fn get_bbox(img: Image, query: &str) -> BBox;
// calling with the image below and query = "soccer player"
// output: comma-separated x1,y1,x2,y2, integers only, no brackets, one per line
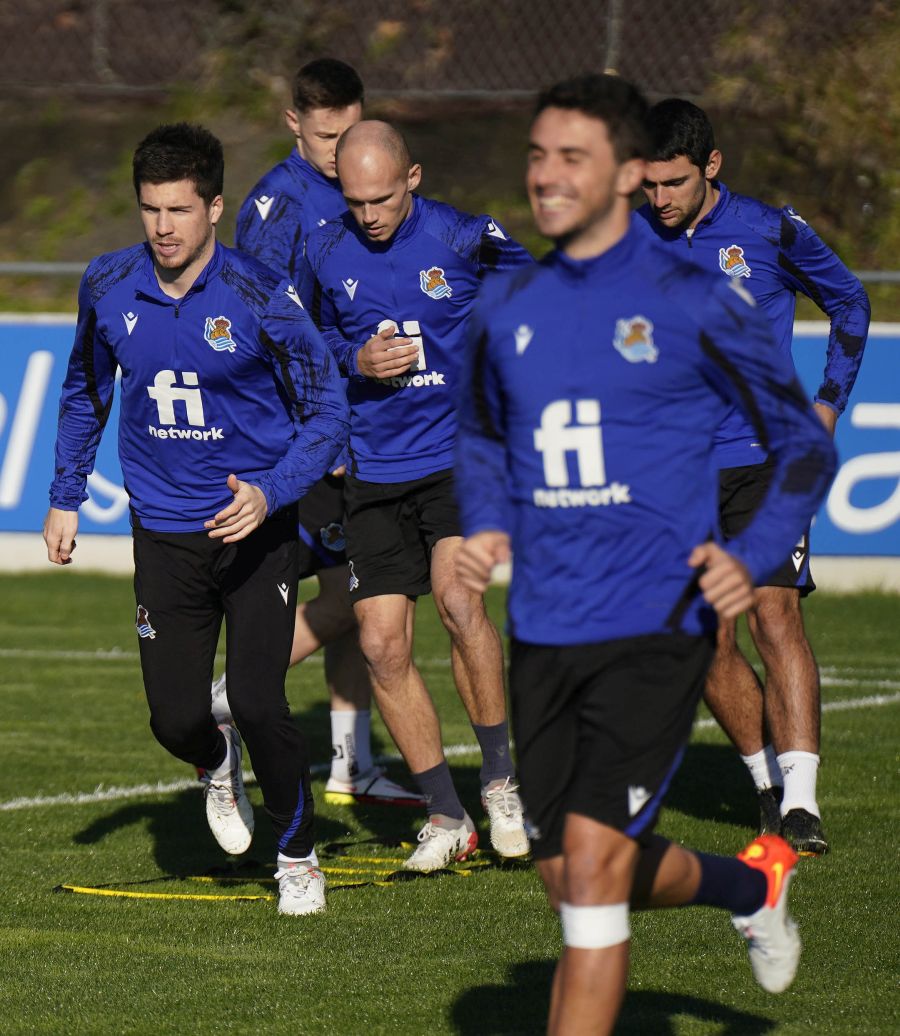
635,99,870,854
455,74,836,1034
43,123,349,916
229,57,421,807
299,120,533,870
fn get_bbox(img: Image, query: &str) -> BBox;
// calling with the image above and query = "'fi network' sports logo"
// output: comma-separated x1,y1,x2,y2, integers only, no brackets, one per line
532,399,631,509
146,370,225,442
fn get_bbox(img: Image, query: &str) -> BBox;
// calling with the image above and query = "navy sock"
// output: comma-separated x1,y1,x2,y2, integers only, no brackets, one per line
690,852,767,915
473,720,514,786
412,761,465,821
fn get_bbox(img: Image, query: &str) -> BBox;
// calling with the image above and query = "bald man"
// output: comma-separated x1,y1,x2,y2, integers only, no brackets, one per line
298,121,534,871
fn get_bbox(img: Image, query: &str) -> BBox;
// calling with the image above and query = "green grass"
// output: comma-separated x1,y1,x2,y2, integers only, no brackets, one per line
1,575,898,1034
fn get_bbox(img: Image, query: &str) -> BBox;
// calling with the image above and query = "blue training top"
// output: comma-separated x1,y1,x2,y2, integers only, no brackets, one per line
634,182,869,468
234,150,348,284
50,241,349,532
456,219,837,646
300,194,533,482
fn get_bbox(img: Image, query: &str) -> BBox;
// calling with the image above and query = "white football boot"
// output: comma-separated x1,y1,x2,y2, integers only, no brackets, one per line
201,724,254,855
402,813,478,872
482,777,530,858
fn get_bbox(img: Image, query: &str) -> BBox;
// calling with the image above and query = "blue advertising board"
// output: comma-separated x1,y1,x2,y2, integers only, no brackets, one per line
0,316,129,534
0,315,897,554
793,323,899,556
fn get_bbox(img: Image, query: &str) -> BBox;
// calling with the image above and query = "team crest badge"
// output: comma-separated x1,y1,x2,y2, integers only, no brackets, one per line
613,316,658,364
419,267,453,300
135,605,157,640
718,244,752,278
204,315,237,352
320,522,346,553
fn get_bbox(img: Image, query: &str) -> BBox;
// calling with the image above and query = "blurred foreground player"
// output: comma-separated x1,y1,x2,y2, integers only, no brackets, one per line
637,99,869,853
228,57,421,807
300,121,533,869
43,123,348,915
456,75,836,1034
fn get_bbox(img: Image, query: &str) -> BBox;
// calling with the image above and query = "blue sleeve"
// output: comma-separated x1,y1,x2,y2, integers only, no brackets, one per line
48,271,118,511
475,218,534,276
699,279,837,583
235,194,305,283
777,211,870,414
454,290,513,535
297,252,363,378
250,290,350,513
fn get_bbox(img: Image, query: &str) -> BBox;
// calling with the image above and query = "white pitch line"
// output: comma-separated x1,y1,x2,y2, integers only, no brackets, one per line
2,691,898,814
694,690,900,730
3,647,900,684
821,677,900,691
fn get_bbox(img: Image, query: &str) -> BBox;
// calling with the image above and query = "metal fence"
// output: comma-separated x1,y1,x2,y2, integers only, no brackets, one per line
0,0,886,99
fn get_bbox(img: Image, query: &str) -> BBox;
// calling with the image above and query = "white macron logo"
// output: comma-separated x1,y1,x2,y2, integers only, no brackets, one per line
486,220,506,240
514,324,533,356
123,311,139,336
254,196,274,220
628,785,652,817
343,278,359,301
791,533,807,572
285,284,304,309
277,582,289,605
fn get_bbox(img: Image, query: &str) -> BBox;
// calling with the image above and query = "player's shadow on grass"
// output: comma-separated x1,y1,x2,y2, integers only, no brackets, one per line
451,961,776,1034
665,741,758,829
72,787,351,881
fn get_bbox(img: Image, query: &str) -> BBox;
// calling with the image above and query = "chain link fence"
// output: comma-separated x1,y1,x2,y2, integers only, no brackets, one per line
0,0,886,99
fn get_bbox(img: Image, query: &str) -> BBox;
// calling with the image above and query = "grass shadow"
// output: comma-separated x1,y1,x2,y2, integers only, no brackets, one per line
451,960,776,1034
664,741,758,829
71,787,351,881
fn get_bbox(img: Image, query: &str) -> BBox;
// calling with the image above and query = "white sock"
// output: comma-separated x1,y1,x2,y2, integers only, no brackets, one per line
740,745,782,791
330,710,373,782
207,725,233,780
777,750,820,817
277,849,319,869
210,673,232,725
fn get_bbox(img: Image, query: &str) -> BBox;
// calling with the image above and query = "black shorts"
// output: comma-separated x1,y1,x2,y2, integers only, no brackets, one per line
296,473,347,579
509,633,715,860
343,469,461,602
719,460,815,595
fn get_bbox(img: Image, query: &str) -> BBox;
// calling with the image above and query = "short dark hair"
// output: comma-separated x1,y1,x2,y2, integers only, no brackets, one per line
646,99,715,170
292,58,364,113
132,123,224,204
534,74,651,161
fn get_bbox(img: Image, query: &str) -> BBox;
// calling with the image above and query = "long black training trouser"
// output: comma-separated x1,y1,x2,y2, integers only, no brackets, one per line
132,509,314,857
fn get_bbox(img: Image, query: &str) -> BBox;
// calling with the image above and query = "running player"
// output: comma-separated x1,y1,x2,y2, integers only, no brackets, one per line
230,58,421,807
44,123,349,915
300,121,533,870
455,74,836,1034
636,99,870,854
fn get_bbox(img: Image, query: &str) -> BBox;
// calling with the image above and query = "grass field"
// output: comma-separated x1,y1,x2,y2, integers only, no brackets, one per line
1,574,898,1035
